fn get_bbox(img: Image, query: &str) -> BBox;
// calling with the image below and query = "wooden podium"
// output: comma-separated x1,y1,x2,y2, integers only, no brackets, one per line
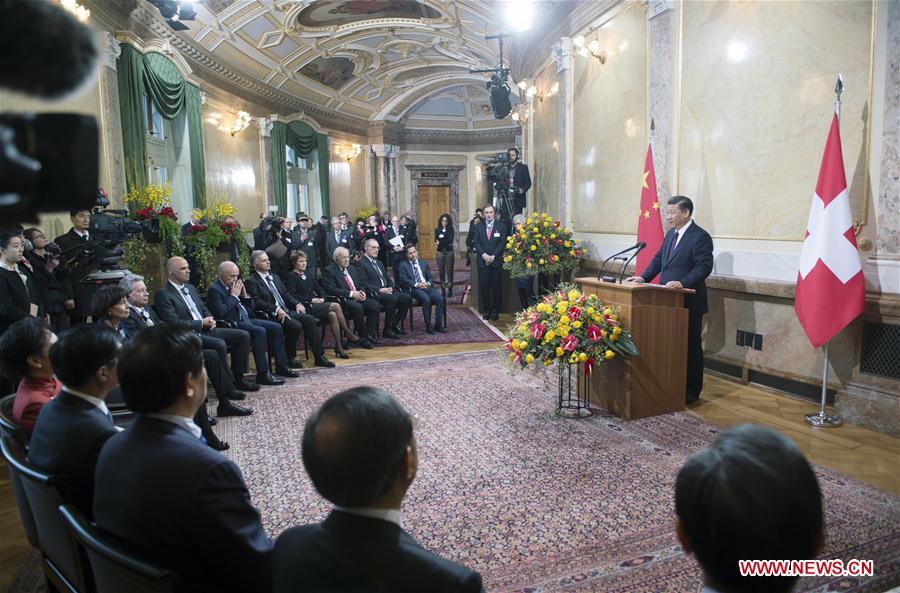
575,277,694,420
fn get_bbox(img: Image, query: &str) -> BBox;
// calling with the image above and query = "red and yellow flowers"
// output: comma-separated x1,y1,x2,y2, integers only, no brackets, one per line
503,212,584,278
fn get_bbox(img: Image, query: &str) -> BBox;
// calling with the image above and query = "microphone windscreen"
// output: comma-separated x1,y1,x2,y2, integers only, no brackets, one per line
0,0,99,100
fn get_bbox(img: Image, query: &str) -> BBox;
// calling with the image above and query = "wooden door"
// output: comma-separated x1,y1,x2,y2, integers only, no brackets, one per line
417,185,450,260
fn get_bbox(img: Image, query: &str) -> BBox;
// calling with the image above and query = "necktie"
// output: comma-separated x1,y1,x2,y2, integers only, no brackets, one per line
343,269,356,291
181,287,203,320
667,232,679,259
371,258,385,287
487,223,493,239
118,327,126,340
266,276,287,309
237,302,251,323
413,262,423,284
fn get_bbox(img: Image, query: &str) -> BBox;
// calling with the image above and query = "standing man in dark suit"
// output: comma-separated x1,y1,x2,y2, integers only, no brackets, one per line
473,205,506,321
291,213,319,274
506,147,532,215
119,273,245,449
384,214,408,279
244,252,334,368
154,257,257,406
397,245,446,334
321,247,379,349
357,239,411,339
28,325,119,517
94,325,273,593
627,196,714,404
324,217,353,263
54,209,113,325
400,214,418,247
273,386,483,593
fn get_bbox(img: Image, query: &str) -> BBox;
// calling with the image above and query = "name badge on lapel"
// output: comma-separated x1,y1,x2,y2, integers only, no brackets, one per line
341,238,347,244
493,232,500,238
439,234,445,239
308,242,314,246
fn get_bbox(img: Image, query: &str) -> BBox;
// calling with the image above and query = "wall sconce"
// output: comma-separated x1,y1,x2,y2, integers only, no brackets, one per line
511,105,529,125
337,143,362,162
231,111,252,136
573,35,607,64
56,0,90,21
525,85,543,103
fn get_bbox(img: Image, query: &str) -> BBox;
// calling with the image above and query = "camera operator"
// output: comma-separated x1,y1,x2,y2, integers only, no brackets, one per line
23,228,69,332
506,147,531,215
54,209,114,325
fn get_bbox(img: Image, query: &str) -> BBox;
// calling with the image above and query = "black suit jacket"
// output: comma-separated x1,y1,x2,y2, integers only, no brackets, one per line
28,390,117,517
321,263,367,300
324,229,353,261
640,221,714,313
383,226,410,265
272,510,483,593
207,280,258,323
356,256,397,293
509,162,532,209
285,270,324,305
291,226,319,272
245,272,300,315
54,229,113,316
0,267,42,334
154,282,211,332
473,219,506,269
120,305,161,341
397,258,436,292
94,416,272,593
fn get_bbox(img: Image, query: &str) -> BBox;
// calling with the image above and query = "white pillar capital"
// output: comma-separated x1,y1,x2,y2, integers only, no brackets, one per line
551,37,574,73
257,117,273,137
100,31,122,71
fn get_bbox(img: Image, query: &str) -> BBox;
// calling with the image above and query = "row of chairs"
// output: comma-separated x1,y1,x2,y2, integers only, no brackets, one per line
0,400,182,592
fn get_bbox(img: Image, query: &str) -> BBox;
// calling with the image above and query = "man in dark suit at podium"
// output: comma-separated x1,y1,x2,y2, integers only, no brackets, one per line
473,205,506,321
272,387,483,593
627,196,714,404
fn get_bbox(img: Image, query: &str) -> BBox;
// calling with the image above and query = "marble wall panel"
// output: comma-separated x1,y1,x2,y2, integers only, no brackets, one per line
532,66,560,217
328,148,368,218
704,288,856,385
202,118,265,229
572,2,647,234
680,0,873,239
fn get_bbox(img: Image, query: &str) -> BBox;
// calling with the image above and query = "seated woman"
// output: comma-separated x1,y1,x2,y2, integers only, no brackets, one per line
92,285,130,339
90,285,228,450
285,251,357,359
0,317,60,438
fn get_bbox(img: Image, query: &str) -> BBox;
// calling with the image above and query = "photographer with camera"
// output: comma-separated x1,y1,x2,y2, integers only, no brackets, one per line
23,228,69,332
54,209,115,326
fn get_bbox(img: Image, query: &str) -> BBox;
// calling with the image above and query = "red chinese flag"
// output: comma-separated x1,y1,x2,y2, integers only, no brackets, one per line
795,113,864,348
636,144,664,282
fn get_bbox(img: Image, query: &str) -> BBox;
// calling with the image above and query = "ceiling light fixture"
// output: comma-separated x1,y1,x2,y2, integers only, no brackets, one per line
56,0,90,22
231,111,252,137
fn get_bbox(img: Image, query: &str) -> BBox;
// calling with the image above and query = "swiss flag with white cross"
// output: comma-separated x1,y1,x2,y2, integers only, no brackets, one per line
795,112,864,349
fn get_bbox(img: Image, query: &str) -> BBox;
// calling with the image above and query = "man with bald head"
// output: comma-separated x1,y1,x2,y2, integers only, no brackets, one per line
322,246,380,349
154,257,257,403
207,261,302,385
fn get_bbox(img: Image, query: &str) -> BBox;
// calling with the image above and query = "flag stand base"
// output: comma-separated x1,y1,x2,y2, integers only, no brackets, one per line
804,410,843,428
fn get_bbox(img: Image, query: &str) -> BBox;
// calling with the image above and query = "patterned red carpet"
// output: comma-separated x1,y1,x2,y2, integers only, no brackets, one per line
319,305,502,348
212,351,900,593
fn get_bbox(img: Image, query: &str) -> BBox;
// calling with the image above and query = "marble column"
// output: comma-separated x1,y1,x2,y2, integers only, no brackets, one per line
371,144,390,215
257,117,273,210
386,144,400,215
551,37,574,226
647,4,677,202
98,32,127,204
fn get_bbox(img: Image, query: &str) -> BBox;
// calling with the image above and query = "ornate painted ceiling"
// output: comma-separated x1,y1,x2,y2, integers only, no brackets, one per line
172,0,524,130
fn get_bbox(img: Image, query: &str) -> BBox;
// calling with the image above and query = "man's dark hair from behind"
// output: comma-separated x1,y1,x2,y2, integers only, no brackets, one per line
117,324,204,414
675,424,823,593
668,195,694,216
49,325,120,389
302,386,413,508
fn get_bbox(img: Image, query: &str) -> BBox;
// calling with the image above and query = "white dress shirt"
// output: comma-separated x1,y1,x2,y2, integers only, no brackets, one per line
64,386,112,417
144,413,203,440
334,506,403,528
169,280,203,321
673,218,693,251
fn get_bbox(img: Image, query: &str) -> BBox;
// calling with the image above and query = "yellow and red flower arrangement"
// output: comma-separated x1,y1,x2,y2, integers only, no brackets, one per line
504,284,639,375
503,212,584,278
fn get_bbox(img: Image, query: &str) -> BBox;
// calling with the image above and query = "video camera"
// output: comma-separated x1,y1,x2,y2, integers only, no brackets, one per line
487,153,510,188
87,189,160,270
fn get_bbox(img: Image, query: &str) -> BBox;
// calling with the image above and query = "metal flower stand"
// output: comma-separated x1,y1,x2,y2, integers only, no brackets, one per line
557,362,592,418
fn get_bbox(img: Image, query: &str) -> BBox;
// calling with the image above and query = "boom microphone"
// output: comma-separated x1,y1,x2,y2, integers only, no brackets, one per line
0,0,99,100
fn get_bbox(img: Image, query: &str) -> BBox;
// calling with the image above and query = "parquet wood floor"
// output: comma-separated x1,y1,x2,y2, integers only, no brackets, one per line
1,307,897,590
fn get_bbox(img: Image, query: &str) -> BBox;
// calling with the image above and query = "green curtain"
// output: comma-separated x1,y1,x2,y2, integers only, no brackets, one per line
270,122,288,216
116,45,206,207
271,121,331,217
117,44,148,190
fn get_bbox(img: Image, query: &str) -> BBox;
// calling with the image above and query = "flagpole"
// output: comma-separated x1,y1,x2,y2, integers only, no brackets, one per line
804,74,844,429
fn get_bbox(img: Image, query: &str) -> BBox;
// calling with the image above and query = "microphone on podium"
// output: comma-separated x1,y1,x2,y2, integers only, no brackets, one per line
598,242,647,283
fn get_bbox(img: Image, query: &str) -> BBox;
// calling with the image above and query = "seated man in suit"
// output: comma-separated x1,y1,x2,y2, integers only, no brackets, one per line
273,387,483,593
28,325,119,517
208,261,301,384
155,257,258,407
397,244,446,334
119,273,250,442
244,252,334,368
675,424,823,593
94,325,273,593
321,247,379,349
357,238,412,339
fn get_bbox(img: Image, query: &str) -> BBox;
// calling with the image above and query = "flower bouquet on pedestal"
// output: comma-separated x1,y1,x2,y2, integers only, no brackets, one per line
502,212,584,278
183,198,249,289
122,183,185,291
503,284,639,416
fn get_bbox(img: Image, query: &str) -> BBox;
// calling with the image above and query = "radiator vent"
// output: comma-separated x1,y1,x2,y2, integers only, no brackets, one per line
860,322,900,380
